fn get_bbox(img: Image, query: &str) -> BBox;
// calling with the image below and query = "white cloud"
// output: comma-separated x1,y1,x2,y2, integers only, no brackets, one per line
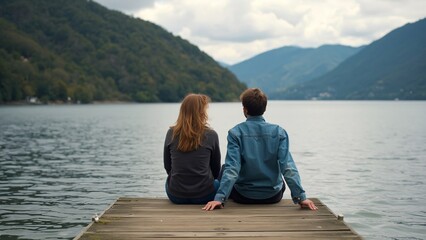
95,0,426,64
95,0,155,12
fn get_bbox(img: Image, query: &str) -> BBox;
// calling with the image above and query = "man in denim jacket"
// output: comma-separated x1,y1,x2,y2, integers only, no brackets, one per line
203,88,317,211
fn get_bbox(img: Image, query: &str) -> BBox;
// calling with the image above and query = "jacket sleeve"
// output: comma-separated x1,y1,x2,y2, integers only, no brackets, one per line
278,129,306,204
214,130,241,203
163,128,172,175
210,130,221,179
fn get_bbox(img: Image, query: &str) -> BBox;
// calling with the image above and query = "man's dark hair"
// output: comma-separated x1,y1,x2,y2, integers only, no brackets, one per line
240,88,267,116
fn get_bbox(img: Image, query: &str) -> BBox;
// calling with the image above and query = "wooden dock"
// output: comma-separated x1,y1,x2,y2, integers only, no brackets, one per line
74,197,361,239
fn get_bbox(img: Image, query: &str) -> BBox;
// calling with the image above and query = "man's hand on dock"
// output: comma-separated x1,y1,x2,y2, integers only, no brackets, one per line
299,199,318,210
202,201,224,211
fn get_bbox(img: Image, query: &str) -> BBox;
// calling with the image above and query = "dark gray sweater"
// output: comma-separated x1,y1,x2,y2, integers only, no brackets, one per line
164,128,221,198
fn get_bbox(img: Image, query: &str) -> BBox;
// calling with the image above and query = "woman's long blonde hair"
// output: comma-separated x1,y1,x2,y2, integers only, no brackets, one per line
172,93,210,152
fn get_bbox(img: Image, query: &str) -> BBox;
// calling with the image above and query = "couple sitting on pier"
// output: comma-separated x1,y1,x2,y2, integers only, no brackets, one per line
163,88,317,211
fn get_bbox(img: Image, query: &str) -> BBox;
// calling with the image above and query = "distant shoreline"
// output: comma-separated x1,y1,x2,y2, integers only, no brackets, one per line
0,100,138,106
1,99,423,106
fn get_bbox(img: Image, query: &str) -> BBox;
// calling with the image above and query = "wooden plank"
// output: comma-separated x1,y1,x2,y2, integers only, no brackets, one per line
104,209,334,217
114,198,325,206
74,197,362,240
90,220,340,230
78,231,361,240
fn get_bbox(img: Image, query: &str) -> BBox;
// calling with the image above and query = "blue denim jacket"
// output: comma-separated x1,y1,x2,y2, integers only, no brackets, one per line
215,115,307,204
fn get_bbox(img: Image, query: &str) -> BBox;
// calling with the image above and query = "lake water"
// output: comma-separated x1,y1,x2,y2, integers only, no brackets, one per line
0,101,425,240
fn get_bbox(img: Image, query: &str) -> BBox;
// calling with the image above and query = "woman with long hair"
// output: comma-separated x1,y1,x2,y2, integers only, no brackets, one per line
164,93,221,204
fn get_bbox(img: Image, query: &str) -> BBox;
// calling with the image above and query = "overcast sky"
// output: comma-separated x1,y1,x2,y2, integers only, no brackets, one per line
94,0,425,65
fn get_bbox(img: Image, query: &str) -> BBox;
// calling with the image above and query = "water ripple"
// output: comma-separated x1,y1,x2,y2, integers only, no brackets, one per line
1,102,426,240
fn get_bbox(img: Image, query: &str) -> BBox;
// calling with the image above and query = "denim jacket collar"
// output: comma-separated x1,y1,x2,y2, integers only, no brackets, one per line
246,115,265,122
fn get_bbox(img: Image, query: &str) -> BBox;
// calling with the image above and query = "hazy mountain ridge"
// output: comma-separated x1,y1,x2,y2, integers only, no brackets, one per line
0,0,246,103
271,18,426,100
229,45,362,95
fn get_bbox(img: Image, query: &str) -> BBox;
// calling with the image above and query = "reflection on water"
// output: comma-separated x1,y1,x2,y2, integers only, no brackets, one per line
1,102,426,239
0,104,173,239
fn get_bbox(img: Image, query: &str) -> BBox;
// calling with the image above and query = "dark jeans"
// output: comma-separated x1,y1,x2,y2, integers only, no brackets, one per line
165,179,220,204
229,185,284,204
219,164,284,204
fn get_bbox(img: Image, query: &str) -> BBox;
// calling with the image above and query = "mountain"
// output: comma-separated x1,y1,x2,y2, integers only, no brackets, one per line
217,61,231,68
274,18,426,100
0,0,246,103
229,45,361,95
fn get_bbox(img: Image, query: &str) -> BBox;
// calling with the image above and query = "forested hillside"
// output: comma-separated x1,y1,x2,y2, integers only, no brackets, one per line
0,0,246,103
273,18,426,100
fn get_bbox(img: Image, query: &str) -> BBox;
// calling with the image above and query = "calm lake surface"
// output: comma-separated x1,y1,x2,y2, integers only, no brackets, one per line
0,101,425,240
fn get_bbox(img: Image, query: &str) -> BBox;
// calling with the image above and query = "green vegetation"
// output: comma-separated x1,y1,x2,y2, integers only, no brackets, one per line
272,18,426,100
0,0,246,103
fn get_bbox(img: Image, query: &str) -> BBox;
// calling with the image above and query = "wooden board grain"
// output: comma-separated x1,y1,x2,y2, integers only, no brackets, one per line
74,197,361,240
